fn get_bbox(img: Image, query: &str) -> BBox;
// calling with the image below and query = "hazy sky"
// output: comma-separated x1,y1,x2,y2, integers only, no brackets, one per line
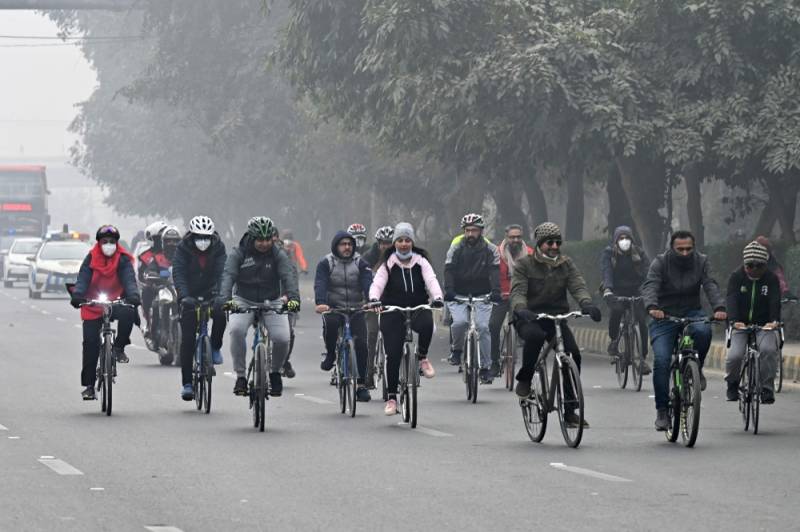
0,10,96,158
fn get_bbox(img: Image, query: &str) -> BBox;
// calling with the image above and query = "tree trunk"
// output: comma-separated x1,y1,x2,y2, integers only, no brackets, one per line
492,173,527,234
684,168,705,249
606,163,637,238
763,173,800,244
521,173,548,228
616,154,667,258
565,166,584,240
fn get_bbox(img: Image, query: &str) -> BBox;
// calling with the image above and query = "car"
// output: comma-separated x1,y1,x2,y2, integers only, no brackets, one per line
27,239,91,299
3,237,42,288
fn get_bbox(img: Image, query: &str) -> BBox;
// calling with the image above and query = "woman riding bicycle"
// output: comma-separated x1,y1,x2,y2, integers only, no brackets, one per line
368,223,444,416
70,225,140,400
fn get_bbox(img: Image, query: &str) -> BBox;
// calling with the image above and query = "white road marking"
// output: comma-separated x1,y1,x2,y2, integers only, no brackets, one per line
39,455,54,459
38,458,84,475
0,423,7,431
295,393,332,405
223,372,235,379
90,487,105,491
549,463,632,483
145,526,184,532
8,436,20,439
408,424,453,437
41,310,50,315
30,305,39,310
648,395,655,398
56,317,66,322
592,385,602,389
74,324,81,329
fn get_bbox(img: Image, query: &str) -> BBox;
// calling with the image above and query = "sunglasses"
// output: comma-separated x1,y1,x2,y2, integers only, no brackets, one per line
544,239,562,247
744,262,766,270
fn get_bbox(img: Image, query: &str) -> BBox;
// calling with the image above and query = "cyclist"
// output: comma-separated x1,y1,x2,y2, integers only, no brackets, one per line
281,229,308,275
511,222,601,428
172,215,228,401
271,227,300,378
444,213,501,384
755,236,796,299
221,217,300,398
600,225,651,374
139,225,180,336
368,223,444,415
70,225,140,400
724,241,781,404
315,230,373,401
363,225,394,387
641,229,727,431
489,224,532,376
347,223,369,255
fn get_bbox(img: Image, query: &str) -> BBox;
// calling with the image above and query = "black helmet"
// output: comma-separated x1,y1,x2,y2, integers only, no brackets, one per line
96,224,120,242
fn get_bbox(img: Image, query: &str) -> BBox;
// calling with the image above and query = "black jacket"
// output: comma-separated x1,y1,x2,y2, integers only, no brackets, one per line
171,233,226,300
220,234,299,303
74,253,139,301
600,245,649,296
726,267,781,325
444,236,500,297
641,250,725,316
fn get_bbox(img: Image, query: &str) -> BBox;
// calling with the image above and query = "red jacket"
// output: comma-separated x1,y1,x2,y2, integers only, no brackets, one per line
498,239,533,299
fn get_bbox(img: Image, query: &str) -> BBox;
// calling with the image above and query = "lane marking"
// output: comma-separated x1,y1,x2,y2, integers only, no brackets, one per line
145,527,184,532
41,310,50,315
592,385,602,389
223,372,236,380
0,423,7,431
90,487,105,491
74,324,81,329
8,436,20,439
294,393,332,405
398,423,453,437
56,317,66,322
549,463,632,483
38,458,84,476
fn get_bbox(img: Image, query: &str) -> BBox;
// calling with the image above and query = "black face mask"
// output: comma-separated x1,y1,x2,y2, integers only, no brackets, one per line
672,250,695,269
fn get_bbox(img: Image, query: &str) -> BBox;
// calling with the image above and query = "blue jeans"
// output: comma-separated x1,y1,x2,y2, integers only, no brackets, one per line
649,309,712,410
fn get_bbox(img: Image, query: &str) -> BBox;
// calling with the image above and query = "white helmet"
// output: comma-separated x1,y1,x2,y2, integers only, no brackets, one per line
145,220,168,241
188,215,215,236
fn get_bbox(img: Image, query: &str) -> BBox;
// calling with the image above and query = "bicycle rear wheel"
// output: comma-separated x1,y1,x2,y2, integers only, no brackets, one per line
750,355,760,435
378,335,388,402
254,343,266,432
630,328,644,392
347,340,357,418
203,336,213,414
400,348,410,423
556,355,584,448
775,349,783,393
104,339,113,416
409,344,418,428
739,358,751,431
521,369,548,442
680,358,702,447
615,327,628,389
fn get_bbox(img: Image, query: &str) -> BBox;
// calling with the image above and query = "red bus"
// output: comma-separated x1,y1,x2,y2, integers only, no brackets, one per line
0,165,50,251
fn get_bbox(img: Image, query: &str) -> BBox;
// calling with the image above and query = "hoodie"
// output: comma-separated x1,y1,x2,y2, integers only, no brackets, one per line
314,231,373,308
599,226,649,296
369,251,443,307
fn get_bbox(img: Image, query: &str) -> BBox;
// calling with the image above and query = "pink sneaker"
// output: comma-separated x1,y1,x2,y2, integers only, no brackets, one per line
419,358,435,379
384,399,397,416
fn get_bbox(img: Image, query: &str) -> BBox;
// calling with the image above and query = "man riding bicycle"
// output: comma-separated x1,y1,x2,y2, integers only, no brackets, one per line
600,225,651,374
724,241,782,404
511,222,601,428
222,217,300,398
444,213,501,384
315,230,373,402
641,229,726,431
347,223,370,256
70,225,140,400
172,215,228,401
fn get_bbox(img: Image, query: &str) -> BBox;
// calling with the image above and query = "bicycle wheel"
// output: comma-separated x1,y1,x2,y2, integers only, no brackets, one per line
775,349,783,393
408,344,418,428
399,348,410,423
665,365,680,443
467,335,479,404
615,327,629,389
193,340,204,411
750,354,760,435
378,335,388,402
203,336,213,414
347,340,357,418
739,358,750,431
503,325,515,391
104,339,113,416
630,328,644,392
680,358,702,447
254,343,266,432
336,345,346,414
171,320,182,366
521,369,548,442
463,336,472,400
555,355,584,448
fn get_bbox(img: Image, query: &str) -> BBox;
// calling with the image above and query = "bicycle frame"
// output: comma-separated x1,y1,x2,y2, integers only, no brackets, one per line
453,295,490,370
533,311,584,411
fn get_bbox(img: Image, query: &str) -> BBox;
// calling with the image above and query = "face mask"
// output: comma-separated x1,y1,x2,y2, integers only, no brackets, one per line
101,243,117,257
355,236,366,248
195,238,211,252
673,251,694,268
618,238,632,252
396,249,413,261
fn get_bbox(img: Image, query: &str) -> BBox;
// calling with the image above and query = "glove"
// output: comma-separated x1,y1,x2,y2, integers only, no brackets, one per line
602,290,617,310
213,296,229,309
581,302,602,322
125,295,141,307
180,296,198,308
286,299,301,312
431,298,444,309
70,295,86,309
514,309,537,323
444,291,456,302
490,291,502,304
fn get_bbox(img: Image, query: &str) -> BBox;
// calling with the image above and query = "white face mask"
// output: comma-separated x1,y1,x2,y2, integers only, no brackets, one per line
194,238,211,251
618,238,632,252
101,243,117,257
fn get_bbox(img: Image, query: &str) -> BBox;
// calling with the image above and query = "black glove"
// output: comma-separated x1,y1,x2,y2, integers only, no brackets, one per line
444,291,456,302
431,298,445,309
490,291,503,304
581,302,602,322
514,309,537,323
125,295,141,307
213,296,229,310
180,296,198,308
602,289,616,307
70,295,86,309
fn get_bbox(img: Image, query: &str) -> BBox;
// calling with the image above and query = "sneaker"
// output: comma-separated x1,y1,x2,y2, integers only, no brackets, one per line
282,361,296,379
233,376,248,396
761,388,775,404
607,339,619,357
113,346,129,363
419,359,435,379
479,368,493,385
641,361,652,375
384,398,398,416
655,409,669,431
448,350,462,366
699,370,707,392
515,379,532,398
269,372,283,397
320,352,336,371
726,382,739,402
356,387,371,402
564,412,589,428
211,349,223,365
81,385,95,400
181,384,194,401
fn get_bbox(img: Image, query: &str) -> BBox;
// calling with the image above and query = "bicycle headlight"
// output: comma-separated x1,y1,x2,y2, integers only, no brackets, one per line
97,293,109,303
158,287,175,303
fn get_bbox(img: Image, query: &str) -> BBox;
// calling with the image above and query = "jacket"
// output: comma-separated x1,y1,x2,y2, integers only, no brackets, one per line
498,239,533,299
369,251,443,307
220,234,300,303
137,249,172,283
314,231,373,308
74,244,139,321
171,233,227,300
444,236,500,297
510,249,592,314
362,242,383,269
726,267,781,325
641,250,725,316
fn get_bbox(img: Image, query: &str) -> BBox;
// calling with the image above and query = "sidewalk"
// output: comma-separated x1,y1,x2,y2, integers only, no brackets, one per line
573,326,800,382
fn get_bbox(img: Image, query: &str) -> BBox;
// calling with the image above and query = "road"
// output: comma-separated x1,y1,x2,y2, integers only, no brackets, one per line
1,286,799,532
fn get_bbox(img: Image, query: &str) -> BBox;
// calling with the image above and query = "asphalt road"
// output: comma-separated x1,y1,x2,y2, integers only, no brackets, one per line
1,286,799,532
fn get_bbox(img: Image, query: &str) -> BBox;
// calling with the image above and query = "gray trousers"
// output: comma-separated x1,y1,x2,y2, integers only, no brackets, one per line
448,300,492,369
228,297,291,377
725,329,779,391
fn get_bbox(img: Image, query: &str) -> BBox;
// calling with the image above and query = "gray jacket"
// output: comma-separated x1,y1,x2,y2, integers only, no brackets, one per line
641,250,725,316
220,234,300,303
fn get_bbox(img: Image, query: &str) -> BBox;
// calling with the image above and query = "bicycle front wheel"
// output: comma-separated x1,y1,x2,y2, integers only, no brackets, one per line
503,325,515,392
665,366,680,443
104,339,113,416
615,327,628,389
408,344,418,428
630,328,644,392
203,336,213,414
775,349,783,393
739,357,751,431
521,369,548,442
555,356,584,448
347,340,357,418
254,343,266,432
680,358,702,447
399,346,410,423
750,355,760,435
466,335,479,404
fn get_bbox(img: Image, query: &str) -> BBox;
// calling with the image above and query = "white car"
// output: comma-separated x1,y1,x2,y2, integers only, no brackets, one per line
3,237,42,288
27,239,91,299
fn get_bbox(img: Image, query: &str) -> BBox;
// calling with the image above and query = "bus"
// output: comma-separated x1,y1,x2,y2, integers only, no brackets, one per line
0,165,50,251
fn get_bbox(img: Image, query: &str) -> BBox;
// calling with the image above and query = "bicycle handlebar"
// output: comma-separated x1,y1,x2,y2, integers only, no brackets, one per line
381,304,438,313
453,295,491,305
658,315,721,325
322,306,368,317
532,310,586,321
228,300,286,315
80,298,135,308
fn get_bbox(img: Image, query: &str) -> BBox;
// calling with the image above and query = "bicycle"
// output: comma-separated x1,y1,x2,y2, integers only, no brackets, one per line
322,307,366,417
229,299,286,432
776,298,797,393
453,295,491,404
497,310,519,392
187,297,214,414
727,323,775,434
380,303,438,428
612,296,646,391
660,316,718,447
519,311,587,448
365,313,388,400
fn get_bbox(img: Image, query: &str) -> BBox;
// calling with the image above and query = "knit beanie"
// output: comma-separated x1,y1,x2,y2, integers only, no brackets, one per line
743,241,769,264
393,222,415,243
534,222,562,247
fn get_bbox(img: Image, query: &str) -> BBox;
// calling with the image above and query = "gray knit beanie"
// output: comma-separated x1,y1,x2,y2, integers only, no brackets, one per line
393,222,415,243
743,241,769,264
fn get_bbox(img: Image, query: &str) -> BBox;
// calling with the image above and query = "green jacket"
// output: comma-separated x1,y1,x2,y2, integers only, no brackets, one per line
510,250,592,314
